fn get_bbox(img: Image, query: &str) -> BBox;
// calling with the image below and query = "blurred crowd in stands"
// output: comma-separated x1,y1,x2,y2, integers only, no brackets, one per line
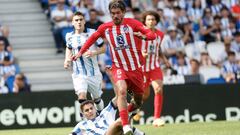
39,0,240,90
0,20,31,94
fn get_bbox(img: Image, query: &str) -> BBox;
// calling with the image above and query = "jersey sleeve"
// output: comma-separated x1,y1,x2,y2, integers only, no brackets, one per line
71,122,84,135
100,101,117,121
65,33,72,49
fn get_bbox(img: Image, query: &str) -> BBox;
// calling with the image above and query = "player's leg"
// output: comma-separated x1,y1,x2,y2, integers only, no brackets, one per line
116,80,133,135
151,79,164,127
72,75,88,116
88,75,104,111
105,119,123,135
142,73,151,102
106,119,145,135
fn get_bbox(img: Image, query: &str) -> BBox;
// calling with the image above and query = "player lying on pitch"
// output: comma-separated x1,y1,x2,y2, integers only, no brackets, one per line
69,97,145,135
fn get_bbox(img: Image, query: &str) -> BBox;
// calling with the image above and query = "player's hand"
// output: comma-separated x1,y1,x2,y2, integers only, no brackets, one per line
71,53,82,61
64,60,71,69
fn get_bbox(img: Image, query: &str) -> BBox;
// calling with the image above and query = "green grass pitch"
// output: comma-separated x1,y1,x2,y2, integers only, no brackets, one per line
0,121,239,135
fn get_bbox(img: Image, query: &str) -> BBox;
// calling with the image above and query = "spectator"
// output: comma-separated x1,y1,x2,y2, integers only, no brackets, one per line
189,59,201,75
3,56,16,92
69,0,93,21
51,0,73,53
231,0,240,31
93,0,110,16
220,7,233,41
221,51,239,83
230,32,240,59
0,40,14,66
0,21,9,38
0,36,12,52
187,0,203,33
132,7,142,21
209,0,226,16
200,50,213,66
181,21,196,44
200,15,222,43
161,26,185,59
13,73,31,93
85,9,103,30
172,51,191,75
131,0,154,11
156,8,168,32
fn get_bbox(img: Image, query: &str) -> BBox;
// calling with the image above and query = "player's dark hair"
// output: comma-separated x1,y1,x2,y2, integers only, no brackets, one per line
80,100,95,111
109,0,126,12
142,11,160,25
74,11,84,17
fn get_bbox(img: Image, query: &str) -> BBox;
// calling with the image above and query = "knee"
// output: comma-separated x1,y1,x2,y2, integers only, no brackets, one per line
118,88,127,97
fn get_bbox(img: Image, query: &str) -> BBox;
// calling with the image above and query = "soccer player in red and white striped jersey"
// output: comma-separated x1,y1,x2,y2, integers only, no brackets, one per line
72,1,156,134
141,11,171,127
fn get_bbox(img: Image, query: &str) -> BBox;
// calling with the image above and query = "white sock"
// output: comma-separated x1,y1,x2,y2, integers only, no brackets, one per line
123,125,132,134
133,127,145,135
95,99,104,111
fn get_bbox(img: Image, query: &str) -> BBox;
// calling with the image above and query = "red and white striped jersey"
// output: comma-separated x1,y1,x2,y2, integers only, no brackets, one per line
78,18,156,71
98,18,156,71
142,30,164,72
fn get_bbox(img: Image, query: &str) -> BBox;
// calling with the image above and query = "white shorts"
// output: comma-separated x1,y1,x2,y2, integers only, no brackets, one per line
72,74,103,99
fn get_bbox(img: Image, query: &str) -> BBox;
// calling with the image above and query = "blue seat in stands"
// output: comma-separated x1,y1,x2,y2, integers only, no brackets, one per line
207,77,226,84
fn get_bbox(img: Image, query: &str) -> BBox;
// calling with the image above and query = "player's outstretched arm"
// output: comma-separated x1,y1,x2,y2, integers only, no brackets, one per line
83,44,106,58
72,32,101,61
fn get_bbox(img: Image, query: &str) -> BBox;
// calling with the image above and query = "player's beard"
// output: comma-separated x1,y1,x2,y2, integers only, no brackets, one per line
113,17,122,25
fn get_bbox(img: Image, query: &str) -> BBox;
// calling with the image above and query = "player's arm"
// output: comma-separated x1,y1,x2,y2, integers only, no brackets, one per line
69,122,84,135
159,35,171,68
83,43,106,58
64,47,72,69
72,27,103,61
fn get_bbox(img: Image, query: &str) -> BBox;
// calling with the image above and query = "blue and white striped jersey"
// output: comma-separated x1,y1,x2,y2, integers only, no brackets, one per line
71,101,117,135
66,28,104,77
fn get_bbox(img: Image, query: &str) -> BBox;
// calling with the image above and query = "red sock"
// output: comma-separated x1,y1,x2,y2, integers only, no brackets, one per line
119,109,129,126
127,103,134,112
154,93,163,119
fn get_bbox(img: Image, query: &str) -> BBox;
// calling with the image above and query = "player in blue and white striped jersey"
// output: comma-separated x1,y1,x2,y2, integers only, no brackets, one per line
64,11,106,111
69,98,145,135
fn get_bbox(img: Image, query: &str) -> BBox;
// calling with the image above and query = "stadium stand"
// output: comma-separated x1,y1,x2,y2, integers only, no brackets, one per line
0,0,73,92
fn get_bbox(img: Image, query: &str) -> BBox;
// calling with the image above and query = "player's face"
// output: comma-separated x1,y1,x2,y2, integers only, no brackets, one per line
72,15,85,31
110,8,125,25
82,103,97,120
145,15,157,29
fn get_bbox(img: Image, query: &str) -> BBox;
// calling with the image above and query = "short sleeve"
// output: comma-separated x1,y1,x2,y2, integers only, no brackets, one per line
65,33,72,49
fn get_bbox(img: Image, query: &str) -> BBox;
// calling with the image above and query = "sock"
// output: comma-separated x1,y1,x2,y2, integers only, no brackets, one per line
95,99,104,111
123,125,132,134
154,93,163,119
119,109,129,126
78,99,86,117
127,103,135,112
